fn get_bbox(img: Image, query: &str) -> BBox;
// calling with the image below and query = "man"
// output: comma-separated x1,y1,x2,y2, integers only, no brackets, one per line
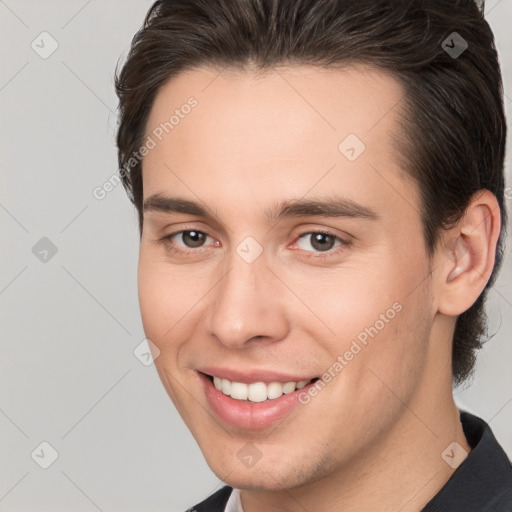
114,0,512,510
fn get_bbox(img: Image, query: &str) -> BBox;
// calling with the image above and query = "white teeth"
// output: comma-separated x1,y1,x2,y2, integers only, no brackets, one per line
212,376,312,402
221,378,232,395
230,382,248,400
282,382,296,394
267,382,283,399
248,382,267,402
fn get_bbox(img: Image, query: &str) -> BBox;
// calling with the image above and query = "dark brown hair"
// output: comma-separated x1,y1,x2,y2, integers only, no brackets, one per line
115,0,507,385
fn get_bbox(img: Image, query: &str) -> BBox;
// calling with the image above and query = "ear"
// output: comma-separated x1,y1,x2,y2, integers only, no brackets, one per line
436,190,501,316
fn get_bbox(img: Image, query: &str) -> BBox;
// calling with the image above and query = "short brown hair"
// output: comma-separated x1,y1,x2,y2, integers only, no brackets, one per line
115,0,507,385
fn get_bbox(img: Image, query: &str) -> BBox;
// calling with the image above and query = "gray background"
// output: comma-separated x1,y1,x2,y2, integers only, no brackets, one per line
1,1,511,511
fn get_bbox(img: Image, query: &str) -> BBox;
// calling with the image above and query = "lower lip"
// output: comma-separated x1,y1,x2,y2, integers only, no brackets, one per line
199,372,314,430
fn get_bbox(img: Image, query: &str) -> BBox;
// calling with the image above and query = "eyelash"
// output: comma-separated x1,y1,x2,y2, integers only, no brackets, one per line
157,229,351,259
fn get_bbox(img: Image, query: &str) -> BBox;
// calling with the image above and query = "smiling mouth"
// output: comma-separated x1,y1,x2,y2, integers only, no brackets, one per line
203,373,320,403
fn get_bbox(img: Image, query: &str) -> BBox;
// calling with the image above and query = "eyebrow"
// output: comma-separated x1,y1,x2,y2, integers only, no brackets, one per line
143,193,379,223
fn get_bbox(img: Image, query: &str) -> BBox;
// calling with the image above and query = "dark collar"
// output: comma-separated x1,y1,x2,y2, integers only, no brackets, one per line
190,412,512,512
192,484,232,512
422,411,512,511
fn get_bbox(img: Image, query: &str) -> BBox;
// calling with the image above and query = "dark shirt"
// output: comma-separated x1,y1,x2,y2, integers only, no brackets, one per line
190,412,512,511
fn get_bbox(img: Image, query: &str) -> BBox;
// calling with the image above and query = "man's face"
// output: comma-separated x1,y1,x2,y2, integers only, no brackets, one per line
138,65,438,489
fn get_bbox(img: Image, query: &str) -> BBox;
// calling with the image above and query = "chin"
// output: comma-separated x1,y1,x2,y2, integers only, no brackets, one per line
220,470,302,492
201,445,325,492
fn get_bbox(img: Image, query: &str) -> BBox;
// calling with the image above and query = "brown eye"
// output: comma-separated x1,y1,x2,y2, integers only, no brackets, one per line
297,232,341,253
158,228,217,256
311,233,336,251
179,230,207,248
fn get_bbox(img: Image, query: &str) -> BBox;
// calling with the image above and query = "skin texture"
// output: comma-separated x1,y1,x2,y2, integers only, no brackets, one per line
137,65,500,511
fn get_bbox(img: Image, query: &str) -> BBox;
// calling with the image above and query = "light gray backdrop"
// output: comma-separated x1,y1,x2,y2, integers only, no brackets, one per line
1,1,511,511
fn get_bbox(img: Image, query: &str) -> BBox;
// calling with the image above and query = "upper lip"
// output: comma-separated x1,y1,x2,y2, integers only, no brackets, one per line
197,366,317,384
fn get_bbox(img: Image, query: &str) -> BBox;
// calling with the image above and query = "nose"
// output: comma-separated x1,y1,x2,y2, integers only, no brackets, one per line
204,251,290,350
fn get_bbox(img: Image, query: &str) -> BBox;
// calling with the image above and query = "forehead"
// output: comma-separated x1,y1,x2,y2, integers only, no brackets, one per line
142,64,416,223
144,64,404,151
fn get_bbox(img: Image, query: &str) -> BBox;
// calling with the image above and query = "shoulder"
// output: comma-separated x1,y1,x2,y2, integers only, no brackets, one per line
186,486,233,512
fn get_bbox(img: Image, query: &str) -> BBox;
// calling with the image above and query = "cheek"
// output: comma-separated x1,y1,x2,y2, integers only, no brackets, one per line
137,252,188,349
285,265,397,346
137,255,206,415
137,250,220,359
331,269,433,407
292,252,431,366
